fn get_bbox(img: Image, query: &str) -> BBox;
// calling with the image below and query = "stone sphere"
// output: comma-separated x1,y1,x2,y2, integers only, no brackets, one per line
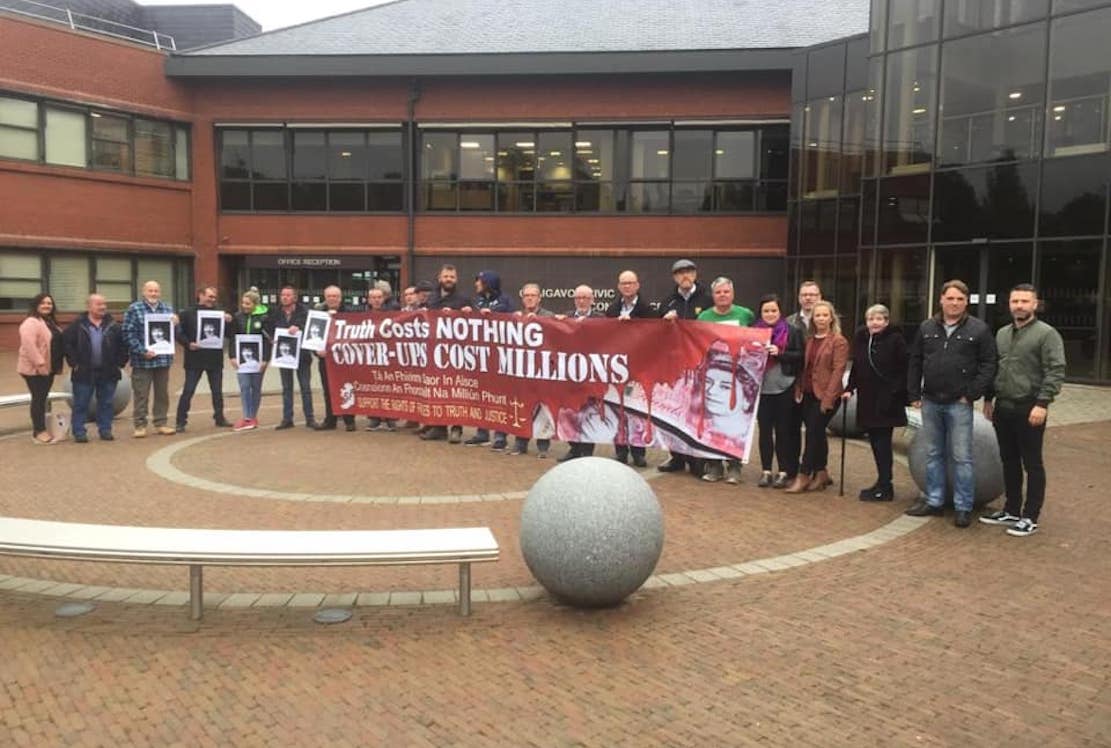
907,409,1004,509
62,377,131,423
520,457,664,608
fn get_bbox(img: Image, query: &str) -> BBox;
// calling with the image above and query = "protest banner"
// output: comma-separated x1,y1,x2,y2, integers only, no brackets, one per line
323,311,770,460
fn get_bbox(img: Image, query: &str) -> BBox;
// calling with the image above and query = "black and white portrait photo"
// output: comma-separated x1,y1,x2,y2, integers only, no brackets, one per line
235,334,263,373
301,310,331,352
145,313,174,355
271,328,301,370
196,310,225,350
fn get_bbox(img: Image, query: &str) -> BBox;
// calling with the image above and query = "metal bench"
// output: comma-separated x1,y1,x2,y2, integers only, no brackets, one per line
0,392,70,409
0,518,499,619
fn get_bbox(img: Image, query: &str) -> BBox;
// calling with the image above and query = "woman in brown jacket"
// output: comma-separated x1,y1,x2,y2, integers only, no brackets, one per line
786,300,848,493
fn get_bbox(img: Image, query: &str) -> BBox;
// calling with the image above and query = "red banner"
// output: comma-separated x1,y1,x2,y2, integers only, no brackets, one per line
323,311,770,460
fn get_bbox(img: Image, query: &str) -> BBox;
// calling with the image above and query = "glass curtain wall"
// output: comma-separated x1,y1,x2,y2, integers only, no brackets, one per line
809,0,1111,381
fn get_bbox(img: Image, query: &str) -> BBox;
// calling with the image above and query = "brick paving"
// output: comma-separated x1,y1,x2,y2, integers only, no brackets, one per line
0,351,1108,744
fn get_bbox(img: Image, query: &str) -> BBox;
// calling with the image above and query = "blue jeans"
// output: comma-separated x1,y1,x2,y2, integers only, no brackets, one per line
279,360,315,423
71,376,117,437
237,372,263,421
921,398,974,511
513,436,550,454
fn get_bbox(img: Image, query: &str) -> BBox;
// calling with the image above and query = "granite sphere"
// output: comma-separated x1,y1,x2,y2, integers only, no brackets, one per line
62,377,131,422
907,409,1003,509
520,457,664,608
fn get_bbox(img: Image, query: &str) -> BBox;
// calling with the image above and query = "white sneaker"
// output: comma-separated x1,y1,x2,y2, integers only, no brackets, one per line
1006,518,1039,537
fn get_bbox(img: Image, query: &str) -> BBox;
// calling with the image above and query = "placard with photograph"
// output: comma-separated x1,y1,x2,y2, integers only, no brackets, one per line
196,310,225,349
145,313,174,355
235,334,263,373
301,310,331,352
271,328,301,369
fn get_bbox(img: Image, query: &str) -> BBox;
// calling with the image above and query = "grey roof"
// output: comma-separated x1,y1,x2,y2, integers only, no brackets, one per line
182,0,869,56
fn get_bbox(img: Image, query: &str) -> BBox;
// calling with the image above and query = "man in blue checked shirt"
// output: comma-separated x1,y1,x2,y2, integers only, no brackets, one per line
122,280,178,438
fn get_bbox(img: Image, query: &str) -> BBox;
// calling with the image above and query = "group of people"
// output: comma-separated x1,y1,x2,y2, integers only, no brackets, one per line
16,262,1065,537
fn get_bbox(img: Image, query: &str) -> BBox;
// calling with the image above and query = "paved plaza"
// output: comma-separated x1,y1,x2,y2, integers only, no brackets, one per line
0,354,1108,745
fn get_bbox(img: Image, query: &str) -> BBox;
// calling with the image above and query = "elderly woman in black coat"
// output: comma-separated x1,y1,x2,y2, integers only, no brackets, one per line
843,304,908,501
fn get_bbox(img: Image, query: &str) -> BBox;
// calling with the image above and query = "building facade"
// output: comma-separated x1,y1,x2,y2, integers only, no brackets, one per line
1,0,1108,382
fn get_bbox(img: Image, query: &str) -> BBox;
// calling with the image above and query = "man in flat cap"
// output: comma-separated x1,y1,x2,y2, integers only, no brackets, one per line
657,258,714,476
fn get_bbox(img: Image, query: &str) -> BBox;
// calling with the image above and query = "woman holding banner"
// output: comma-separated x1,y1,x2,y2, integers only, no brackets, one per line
786,300,848,493
752,294,805,489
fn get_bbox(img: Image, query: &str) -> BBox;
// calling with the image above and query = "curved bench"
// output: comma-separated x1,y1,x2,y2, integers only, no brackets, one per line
0,518,499,619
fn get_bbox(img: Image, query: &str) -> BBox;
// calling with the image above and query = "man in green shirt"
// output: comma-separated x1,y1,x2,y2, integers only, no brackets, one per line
696,277,754,482
696,277,755,327
979,283,1066,537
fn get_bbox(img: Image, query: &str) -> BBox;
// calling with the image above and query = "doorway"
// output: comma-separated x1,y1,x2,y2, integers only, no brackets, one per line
931,242,1032,329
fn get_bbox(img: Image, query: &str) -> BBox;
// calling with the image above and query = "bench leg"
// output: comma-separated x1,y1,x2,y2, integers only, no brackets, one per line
458,562,471,616
189,565,203,621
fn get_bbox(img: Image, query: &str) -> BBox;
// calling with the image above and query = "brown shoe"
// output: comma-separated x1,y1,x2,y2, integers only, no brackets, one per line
156,425,176,436
808,469,832,492
783,474,810,494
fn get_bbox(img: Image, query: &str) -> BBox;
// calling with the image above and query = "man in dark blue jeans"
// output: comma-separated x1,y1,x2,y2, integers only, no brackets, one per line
270,284,317,430
62,293,129,442
174,285,231,432
906,279,998,528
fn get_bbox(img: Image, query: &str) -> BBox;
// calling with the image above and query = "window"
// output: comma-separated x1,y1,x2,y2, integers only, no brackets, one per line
96,256,133,310
292,130,327,211
883,45,938,175
0,253,42,311
44,107,86,167
0,96,39,161
0,91,187,179
134,118,174,178
871,0,888,53
419,125,787,214
888,0,942,49
932,162,1038,241
90,112,131,173
938,24,1046,166
629,130,670,212
1038,154,1110,236
48,256,90,312
671,130,713,212
574,129,619,211
1054,0,1111,11
842,90,868,193
803,96,843,198
807,44,847,99
877,173,931,244
1045,6,1111,157
944,0,1047,35
535,131,572,212
1037,239,1101,378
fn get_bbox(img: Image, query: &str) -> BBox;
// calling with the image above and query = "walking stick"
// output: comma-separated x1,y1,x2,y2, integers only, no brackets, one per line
839,403,847,497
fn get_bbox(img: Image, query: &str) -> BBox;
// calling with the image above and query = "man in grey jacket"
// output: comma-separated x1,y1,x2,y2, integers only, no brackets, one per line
979,284,1066,537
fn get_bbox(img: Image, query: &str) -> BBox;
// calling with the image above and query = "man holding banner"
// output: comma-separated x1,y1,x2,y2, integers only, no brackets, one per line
605,270,656,467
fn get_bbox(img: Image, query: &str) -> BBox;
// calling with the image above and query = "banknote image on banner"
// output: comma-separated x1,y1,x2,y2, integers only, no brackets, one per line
323,311,769,460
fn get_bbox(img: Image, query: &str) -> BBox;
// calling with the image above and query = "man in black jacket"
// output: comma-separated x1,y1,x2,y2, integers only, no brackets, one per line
424,265,467,442
605,270,654,467
63,293,129,442
557,285,604,462
657,258,713,476
905,279,998,527
174,285,232,432
271,284,317,430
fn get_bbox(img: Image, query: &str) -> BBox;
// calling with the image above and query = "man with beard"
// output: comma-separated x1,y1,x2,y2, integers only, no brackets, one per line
979,284,1065,538
461,270,514,450
174,285,232,432
422,265,467,441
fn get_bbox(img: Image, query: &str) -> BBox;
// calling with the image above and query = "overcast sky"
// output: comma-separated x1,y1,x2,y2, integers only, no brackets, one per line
140,0,398,31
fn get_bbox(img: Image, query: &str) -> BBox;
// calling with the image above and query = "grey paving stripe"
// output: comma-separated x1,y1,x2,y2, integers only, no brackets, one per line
0,514,930,611
145,430,665,504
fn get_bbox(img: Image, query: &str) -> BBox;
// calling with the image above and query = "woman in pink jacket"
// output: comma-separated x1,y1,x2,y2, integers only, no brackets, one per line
17,293,63,444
